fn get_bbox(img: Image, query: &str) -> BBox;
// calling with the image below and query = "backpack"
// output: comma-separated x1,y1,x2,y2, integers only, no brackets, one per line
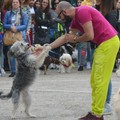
50,23,65,40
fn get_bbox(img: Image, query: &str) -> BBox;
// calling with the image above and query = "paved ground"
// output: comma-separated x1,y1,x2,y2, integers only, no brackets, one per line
0,67,120,120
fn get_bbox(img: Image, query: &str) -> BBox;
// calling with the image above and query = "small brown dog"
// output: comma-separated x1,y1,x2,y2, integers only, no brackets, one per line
40,56,60,74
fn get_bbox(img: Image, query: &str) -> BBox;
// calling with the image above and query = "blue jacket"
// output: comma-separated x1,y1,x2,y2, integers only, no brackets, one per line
3,10,28,31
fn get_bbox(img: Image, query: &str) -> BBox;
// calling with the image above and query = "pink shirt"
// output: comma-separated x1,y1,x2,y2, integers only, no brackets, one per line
70,6,117,46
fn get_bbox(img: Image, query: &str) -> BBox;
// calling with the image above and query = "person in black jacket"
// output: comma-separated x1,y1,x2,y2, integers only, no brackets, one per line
34,0,52,45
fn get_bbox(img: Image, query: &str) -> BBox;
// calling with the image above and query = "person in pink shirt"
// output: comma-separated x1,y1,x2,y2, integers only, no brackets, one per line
44,1,120,120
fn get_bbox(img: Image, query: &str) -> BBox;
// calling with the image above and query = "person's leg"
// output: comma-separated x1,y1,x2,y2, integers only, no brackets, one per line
80,43,87,67
9,55,16,77
0,44,6,76
78,42,87,71
77,46,81,69
86,42,92,69
0,44,2,67
106,80,112,104
0,43,2,75
10,56,16,73
103,80,112,115
91,36,120,116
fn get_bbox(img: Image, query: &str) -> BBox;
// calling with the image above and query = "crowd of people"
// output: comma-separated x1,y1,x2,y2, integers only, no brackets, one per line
0,0,93,78
0,0,120,120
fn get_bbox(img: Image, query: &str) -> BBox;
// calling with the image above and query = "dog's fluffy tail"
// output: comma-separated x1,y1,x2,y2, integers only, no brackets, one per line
0,90,12,99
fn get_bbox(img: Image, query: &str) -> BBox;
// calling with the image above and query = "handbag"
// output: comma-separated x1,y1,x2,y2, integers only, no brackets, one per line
4,31,23,46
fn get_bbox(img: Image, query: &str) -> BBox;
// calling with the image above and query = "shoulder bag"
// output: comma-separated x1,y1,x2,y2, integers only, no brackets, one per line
4,31,23,46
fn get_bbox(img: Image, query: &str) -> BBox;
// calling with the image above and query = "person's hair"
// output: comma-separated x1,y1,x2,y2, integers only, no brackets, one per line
34,0,41,9
22,0,29,5
40,0,50,13
0,0,4,10
10,0,22,19
57,1,72,11
51,0,59,10
100,0,117,16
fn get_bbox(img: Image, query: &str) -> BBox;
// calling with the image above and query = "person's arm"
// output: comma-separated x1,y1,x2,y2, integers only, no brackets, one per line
50,34,67,49
50,21,94,50
68,21,94,43
3,11,12,30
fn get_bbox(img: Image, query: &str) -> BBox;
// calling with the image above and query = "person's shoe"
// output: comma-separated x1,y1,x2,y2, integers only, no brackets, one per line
78,66,83,71
103,103,112,115
86,62,91,69
1,68,6,77
78,112,104,120
9,72,16,77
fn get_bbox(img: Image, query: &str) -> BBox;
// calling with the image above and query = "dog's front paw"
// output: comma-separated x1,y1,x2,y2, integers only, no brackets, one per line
43,44,51,51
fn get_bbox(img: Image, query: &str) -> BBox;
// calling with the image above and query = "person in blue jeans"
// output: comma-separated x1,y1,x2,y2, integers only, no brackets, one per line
77,41,87,71
3,0,28,77
103,80,112,115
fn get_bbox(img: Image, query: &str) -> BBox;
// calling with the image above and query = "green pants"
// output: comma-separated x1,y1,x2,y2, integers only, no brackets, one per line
90,35,120,116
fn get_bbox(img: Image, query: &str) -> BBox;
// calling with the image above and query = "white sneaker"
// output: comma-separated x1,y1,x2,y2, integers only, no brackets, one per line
86,62,91,69
103,103,112,115
1,68,6,77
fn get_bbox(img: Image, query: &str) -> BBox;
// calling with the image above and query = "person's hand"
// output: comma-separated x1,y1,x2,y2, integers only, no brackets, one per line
43,44,52,51
11,26,17,32
65,34,77,43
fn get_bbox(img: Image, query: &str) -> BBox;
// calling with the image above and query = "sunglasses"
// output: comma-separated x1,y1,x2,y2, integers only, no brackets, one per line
57,10,63,18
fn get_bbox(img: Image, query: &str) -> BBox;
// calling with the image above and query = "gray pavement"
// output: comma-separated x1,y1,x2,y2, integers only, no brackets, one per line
0,67,120,120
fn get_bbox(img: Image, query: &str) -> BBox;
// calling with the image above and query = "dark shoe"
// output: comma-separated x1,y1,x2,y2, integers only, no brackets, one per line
78,112,104,120
9,73,16,77
78,66,83,71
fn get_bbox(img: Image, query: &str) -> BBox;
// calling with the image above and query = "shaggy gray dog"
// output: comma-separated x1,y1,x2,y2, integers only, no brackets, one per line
0,41,49,118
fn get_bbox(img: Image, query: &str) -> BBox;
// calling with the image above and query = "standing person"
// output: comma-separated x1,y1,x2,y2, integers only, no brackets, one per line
95,0,118,115
3,0,28,77
44,1,120,120
34,0,41,12
0,0,6,77
21,0,32,43
76,0,88,71
28,0,35,44
34,0,52,45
